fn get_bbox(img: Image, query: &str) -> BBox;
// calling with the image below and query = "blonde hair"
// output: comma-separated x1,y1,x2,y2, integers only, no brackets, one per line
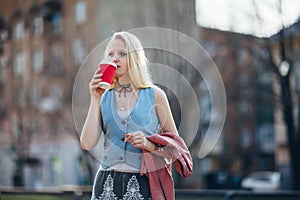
103,31,153,89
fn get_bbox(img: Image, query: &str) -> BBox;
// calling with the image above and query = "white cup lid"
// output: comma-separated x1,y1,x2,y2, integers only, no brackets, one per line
98,82,111,89
99,61,117,68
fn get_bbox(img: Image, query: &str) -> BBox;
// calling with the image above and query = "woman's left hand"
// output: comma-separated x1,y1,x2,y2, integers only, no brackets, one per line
125,131,155,151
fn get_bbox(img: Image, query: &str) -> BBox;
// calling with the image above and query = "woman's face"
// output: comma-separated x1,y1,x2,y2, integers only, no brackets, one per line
106,38,128,77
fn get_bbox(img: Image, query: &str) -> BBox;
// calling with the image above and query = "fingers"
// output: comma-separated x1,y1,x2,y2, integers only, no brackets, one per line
125,131,147,149
89,69,104,96
90,73,103,85
125,131,141,143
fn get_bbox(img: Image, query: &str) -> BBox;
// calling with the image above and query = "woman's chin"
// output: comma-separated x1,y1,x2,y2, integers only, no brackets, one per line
115,71,126,77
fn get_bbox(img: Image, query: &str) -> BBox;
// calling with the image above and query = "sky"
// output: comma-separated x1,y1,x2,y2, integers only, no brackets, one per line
196,0,300,37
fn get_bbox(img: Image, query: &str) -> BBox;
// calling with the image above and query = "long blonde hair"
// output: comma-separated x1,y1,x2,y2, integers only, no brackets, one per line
103,31,153,89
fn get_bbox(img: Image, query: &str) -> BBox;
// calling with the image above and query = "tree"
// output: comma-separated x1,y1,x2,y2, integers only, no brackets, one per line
252,0,300,189
265,26,300,190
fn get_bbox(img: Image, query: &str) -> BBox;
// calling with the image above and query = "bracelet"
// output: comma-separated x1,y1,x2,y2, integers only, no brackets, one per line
155,145,164,152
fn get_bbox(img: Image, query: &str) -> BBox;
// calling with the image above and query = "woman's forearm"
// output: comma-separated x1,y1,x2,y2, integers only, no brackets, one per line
80,98,102,150
145,139,172,159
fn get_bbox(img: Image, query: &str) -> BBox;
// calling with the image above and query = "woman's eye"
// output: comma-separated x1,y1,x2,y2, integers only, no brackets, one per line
119,52,127,57
108,52,114,57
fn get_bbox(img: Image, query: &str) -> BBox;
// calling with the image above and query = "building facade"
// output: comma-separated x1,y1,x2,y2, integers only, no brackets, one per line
0,0,100,187
0,0,201,188
1,0,298,190
198,19,300,189
198,28,276,189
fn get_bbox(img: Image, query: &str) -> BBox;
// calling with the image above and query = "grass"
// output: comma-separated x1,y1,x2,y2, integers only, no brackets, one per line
1,194,74,200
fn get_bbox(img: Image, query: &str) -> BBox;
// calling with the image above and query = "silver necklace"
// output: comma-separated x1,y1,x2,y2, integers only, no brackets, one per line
115,82,134,111
115,82,133,98
118,94,134,111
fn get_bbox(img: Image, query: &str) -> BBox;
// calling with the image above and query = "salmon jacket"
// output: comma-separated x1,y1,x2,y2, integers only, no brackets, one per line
140,132,193,200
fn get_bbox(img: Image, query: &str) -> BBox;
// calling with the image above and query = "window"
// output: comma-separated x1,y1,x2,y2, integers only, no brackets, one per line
50,83,63,100
72,39,86,65
240,128,251,148
203,41,216,57
297,102,300,129
37,83,63,112
13,52,24,76
294,57,300,94
31,82,41,105
239,100,249,114
75,1,87,24
200,94,211,123
257,123,274,152
42,0,63,35
50,45,63,74
51,13,63,34
256,72,273,92
33,17,44,35
0,57,7,69
238,73,248,89
0,32,6,53
199,82,211,123
0,70,3,83
296,102,300,129
258,73,272,85
15,86,25,106
257,103,273,123
49,156,63,185
0,30,8,41
14,21,24,40
238,48,249,65
32,48,43,73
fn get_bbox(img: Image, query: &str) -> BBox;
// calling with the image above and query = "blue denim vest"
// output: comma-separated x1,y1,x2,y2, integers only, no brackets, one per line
100,87,160,170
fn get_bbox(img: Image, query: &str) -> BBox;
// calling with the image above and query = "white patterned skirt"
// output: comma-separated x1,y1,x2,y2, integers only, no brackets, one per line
91,170,151,200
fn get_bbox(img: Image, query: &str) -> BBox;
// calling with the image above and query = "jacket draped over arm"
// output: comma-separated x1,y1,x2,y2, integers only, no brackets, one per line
140,132,193,200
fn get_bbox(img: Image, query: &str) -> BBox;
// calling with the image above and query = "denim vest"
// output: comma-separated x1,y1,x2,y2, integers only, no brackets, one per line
100,87,160,170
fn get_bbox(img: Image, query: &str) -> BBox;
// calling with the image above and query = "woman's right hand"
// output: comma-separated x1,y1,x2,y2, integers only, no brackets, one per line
89,68,105,99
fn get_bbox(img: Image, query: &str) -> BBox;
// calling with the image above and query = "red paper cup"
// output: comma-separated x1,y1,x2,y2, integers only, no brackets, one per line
98,61,117,89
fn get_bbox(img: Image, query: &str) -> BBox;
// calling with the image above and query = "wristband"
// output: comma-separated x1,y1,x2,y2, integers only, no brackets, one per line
155,145,164,152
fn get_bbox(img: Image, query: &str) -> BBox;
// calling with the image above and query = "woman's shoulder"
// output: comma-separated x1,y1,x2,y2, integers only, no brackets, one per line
152,85,164,93
138,85,167,100
140,85,165,95
152,85,167,102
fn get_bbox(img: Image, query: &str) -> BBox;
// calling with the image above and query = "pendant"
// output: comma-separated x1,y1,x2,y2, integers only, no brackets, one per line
120,107,126,111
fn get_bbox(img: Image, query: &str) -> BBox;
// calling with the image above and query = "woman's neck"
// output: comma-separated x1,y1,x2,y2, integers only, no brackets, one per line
118,74,131,85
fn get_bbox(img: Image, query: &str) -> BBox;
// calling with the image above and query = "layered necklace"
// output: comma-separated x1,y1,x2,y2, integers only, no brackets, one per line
115,82,134,111
115,82,133,98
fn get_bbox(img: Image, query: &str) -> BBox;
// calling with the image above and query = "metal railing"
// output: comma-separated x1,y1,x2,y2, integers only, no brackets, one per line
1,187,300,200
175,190,300,200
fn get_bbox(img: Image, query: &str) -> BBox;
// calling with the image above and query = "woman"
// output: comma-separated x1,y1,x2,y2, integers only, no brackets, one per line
80,31,191,200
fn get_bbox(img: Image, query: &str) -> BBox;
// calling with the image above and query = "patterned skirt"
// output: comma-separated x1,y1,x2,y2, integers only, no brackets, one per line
91,170,152,200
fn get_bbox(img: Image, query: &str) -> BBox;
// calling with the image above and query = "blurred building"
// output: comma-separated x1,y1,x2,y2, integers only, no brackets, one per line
198,19,300,189
197,27,276,189
0,0,101,187
269,20,300,189
1,0,298,190
0,0,201,188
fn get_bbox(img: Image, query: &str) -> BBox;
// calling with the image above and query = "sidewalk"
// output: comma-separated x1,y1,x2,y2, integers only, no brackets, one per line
1,186,300,200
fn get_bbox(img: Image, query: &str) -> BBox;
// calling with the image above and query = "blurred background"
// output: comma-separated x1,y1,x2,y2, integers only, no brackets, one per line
0,0,300,195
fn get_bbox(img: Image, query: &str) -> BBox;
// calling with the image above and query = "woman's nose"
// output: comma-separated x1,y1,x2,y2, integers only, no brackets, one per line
111,55,119,63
